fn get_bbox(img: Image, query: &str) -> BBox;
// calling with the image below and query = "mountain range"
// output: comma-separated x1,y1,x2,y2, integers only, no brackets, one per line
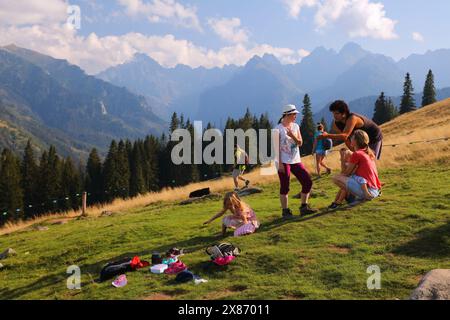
1,42,449,160
98,42,450,126
0,45,165,159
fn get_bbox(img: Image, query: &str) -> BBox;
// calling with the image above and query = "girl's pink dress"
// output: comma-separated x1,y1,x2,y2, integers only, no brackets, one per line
222,207,260,236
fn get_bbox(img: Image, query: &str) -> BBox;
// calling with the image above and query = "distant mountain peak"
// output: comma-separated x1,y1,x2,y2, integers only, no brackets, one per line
262,53,281,65
340,42,363,53
2,43,19,50
245,54,282,70
131,52,161,67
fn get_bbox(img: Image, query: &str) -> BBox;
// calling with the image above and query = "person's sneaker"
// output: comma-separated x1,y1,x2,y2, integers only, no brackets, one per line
300,204,318,216
326,168,332,175
282,208,294,219
328,202,343,210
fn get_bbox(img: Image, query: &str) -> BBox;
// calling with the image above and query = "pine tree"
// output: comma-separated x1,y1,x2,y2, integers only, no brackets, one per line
102,140,120,201
0,149,24,224
37,146,62,214
387,98,399,120
85,148,103,204
422,70,437,107
300,94,315,155
373,92,387,125
373,93,398,125
21,140,39,219
117,141,130,198
129,142,146,197
143,135,160,191
400,73,416,114
170,112,180,134
60,157,81,211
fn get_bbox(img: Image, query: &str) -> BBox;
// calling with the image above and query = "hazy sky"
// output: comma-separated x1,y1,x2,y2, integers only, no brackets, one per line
0,0,448,74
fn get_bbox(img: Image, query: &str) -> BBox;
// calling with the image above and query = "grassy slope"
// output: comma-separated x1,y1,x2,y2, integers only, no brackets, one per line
0,165,449,300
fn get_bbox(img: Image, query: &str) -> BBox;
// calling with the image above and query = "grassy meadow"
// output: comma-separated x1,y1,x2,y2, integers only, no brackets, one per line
0,165,449,300
0,99,449,300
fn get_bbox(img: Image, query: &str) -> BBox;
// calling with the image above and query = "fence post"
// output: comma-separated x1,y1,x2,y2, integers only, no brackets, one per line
81,192,87,217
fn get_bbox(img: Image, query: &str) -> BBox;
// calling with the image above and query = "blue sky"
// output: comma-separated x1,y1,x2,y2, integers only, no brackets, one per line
0,0,448,73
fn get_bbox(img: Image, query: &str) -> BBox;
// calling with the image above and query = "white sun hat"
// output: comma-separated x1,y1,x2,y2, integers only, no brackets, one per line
282,104,300,115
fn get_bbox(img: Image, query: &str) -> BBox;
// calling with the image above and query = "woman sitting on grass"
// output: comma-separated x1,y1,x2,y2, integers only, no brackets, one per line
203,192,260,237
328,130,382,210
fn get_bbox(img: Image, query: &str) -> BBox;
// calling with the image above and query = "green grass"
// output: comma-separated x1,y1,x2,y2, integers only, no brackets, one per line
0,165,449,300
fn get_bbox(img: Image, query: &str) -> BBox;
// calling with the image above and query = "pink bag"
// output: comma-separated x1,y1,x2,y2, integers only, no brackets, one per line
213,256,235,266
234,222,256,237
164,261,187,274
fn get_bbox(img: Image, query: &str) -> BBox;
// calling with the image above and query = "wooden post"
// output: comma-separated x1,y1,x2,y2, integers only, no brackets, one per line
81,192,87,217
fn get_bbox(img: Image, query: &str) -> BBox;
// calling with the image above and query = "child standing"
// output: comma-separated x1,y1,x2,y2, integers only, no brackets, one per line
203,192,260,237
312,123,332,177
329,130,382,209
275,104,317,219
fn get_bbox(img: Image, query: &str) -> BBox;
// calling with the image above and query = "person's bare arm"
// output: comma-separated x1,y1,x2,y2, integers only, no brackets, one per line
322,117,358,142
204,208,227,225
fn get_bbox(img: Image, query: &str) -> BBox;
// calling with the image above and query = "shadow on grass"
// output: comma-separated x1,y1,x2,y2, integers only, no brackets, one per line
0,273,66,300
0,233,225,299
258,206,349,233
391,220,450,258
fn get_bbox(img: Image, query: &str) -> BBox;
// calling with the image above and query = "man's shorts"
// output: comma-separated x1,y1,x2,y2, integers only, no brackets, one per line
232,165,246,178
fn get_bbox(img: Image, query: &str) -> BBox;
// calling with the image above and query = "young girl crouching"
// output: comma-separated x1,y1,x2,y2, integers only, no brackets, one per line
203,192,260,237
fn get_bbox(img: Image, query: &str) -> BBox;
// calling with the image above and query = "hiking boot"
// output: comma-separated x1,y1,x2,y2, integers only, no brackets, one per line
282,208,294,219
328,202,344,210
300,204,318,216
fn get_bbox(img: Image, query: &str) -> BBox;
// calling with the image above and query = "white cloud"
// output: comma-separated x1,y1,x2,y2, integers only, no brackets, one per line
282,0,318,19
208,17,249,44
0,1,309,74
283,0,398,40
0,0,68,26
298,48,311,58
117,0,202,31
412,32,424,42
0,23,309,74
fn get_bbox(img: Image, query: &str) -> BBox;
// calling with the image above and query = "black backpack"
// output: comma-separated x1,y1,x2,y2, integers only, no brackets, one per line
99,257,133,282
206,243,241,259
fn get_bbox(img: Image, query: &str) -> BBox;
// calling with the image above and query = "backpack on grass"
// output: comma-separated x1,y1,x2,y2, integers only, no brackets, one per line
206,243,241,260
